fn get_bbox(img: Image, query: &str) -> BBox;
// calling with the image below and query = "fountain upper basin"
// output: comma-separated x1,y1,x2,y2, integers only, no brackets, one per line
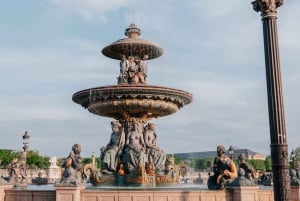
72,84,192,120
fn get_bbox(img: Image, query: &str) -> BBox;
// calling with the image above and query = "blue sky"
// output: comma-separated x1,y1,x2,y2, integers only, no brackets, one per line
0,0,299,158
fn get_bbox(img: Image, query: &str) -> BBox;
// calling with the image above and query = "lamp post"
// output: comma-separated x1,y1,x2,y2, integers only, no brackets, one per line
290,150,295,169
252,0,290,200
228,145,234,160
22,130,30,172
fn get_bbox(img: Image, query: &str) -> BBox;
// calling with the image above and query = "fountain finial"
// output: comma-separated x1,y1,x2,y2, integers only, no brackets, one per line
125,23,141,38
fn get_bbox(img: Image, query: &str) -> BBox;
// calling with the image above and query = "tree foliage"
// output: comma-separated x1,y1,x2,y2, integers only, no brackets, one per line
264,158,272,171
173,155,181,165
26,150,50,169
0,149,18,168
0,149,50,169
293,147,300,161
191,158,214,170
246,159,265,170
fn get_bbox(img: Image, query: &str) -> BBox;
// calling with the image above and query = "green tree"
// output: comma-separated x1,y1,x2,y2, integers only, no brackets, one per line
26,150,50,169
246,159,265,170
173,155,181,165
291,147,300,169
293,147,300,161
264,157,272,171
0,149,50,169
191,158,214,170
0,149,18,168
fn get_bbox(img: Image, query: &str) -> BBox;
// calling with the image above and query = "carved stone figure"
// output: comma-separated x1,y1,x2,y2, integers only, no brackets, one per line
229,168,257,187
296,168,300,180
127,56,139,84
229,153,258,187
31,172,48,185
207,145,237,189
290,169,300,186
136,55,148,84
237,153,257,185
193,173,204,184
117,162,125,175
0,177,8,185
101,120,125,174
59,144,85,186
118,54,129,84
7,152,27,187
124,120,147,171
143,123,166,174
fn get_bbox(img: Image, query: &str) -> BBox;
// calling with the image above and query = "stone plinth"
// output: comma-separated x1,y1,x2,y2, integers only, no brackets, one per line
80,189,231,201
291,186,300,201
229,186,260,201
55,185,85,201
4,189,55,201
0,185,13,201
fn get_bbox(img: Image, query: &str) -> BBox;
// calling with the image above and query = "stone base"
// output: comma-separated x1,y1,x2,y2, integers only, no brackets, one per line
291,185,300,201
0,184,13,201
230,186,258,201
55,185,85,201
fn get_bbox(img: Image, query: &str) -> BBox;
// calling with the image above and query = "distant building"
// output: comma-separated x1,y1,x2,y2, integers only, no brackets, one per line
173,148,265,161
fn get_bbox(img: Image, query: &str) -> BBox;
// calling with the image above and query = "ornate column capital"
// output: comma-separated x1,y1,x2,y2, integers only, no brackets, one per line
252,0,283,18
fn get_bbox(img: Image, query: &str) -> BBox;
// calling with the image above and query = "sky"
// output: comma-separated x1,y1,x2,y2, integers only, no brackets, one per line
0,0,299,158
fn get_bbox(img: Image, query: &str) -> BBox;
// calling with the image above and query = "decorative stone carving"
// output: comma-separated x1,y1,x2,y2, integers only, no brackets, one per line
31,172,48,185
6,152,28,187
123,119,147,172
233,153,257,186
290,169,300,186
101,120,125,174
143,123,166,174
207,145,237,189
58,144,86,186
252,0,283,17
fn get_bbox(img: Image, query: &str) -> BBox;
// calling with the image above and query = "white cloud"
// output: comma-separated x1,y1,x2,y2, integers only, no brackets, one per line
48,0,128,21
1,0,300,158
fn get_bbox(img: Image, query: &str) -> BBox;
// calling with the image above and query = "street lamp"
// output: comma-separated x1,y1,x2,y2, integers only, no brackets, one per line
22,130,30,172
22,130,30,152
228,145,234,160
290,150,296,169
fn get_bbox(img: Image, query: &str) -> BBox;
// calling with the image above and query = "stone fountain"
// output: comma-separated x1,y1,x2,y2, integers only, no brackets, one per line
72,23,193,187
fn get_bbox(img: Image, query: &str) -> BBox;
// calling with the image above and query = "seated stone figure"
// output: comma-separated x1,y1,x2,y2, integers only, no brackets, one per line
143,123,166,174
101,120,125,174
124,120,147,171
59,144,85,186
7,152,27,187
290,169,300,186
237,153,257,184
208,145,237,189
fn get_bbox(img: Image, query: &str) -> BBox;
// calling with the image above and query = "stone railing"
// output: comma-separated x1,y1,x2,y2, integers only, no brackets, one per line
0,185,280,201
2,184,300,201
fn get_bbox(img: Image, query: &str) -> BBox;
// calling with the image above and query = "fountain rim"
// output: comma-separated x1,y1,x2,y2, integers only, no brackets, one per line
72,84,193,102
101,37,164,60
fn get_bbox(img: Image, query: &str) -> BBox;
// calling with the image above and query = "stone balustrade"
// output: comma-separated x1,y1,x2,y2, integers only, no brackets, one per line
1,185,295,201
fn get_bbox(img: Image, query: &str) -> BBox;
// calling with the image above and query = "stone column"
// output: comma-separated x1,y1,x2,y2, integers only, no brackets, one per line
55,185,85,201
252,0,290,201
